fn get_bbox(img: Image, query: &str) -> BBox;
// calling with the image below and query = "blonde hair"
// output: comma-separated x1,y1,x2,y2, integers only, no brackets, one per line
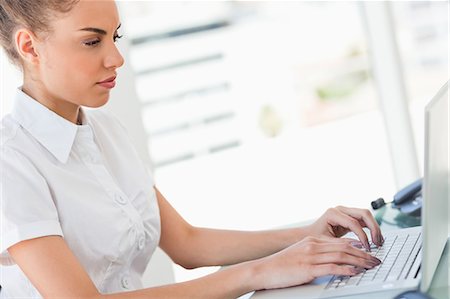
0,0,79,67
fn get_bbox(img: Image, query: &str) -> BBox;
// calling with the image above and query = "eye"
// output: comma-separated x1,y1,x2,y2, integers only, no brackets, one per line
113,34,123,43
83,38,100,47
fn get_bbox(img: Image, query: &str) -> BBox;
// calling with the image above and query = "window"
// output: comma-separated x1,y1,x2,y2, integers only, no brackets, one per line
392,1,449,162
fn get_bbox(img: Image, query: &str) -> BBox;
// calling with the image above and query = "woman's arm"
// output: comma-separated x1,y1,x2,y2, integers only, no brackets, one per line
7,188,382,298
156,188,383,269
8,233,378,299
7,236,255,298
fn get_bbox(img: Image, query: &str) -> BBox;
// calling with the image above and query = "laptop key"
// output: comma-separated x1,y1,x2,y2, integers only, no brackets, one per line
329,233,422,289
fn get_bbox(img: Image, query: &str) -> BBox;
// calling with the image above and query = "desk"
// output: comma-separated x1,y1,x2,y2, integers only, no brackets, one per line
250,207,449,299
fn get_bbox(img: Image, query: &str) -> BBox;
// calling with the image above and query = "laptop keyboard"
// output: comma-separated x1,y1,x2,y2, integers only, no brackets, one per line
326,232,422,289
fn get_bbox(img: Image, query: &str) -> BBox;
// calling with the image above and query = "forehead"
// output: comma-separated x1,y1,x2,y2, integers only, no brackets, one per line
55,0,120,31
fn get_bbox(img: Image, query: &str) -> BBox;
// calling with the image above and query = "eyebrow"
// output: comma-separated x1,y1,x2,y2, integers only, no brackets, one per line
79,23,121,35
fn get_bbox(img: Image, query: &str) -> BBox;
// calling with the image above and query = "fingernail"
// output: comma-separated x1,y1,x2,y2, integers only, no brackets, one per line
367,259,377,266
372,257,382,264
352,267,365,274
351,241,364,249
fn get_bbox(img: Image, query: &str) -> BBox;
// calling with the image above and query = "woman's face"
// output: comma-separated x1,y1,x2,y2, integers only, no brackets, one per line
33,0,124,108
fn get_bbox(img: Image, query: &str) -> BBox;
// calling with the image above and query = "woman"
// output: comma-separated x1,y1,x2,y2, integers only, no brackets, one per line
0,1,383,298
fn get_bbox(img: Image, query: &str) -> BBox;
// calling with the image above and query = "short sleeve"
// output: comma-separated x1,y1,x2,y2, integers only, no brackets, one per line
1,147,63,265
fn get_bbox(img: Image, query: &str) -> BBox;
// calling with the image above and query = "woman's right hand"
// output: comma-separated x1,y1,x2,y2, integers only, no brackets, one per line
252,236,381,290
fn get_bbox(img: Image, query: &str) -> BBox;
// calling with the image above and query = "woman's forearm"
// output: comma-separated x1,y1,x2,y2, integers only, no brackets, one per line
174,225,309,268
156,187,311,269
100,259,261,299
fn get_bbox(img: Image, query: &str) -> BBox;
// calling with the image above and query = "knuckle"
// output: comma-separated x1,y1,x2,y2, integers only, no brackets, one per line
303,236,314,243
350,219,359,226
362,209,372,217
337,252,346,260
344,267,354,275
326,207,336,214
304,243,315,253
329,264,339,273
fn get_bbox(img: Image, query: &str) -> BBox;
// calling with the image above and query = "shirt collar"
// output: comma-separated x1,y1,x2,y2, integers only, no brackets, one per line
11,88,86,164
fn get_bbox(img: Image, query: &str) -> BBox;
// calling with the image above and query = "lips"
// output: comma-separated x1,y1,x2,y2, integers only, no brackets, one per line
97,76,116,89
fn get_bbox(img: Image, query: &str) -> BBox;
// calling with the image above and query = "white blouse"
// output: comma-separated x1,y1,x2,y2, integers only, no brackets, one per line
0,89,161,298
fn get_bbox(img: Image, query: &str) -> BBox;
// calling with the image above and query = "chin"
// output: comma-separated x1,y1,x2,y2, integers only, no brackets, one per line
86,94,110,108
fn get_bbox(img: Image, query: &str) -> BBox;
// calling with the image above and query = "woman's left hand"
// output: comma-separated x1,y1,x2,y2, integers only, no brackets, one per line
305,206,384,251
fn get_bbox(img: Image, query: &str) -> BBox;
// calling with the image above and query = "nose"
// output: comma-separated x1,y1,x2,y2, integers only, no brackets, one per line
104,42,124,70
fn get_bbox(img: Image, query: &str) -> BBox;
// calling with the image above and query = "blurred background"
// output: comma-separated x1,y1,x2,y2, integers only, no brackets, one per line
1,0,448,292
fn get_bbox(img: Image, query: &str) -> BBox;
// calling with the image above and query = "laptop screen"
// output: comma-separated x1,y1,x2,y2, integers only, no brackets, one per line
421,80,449,292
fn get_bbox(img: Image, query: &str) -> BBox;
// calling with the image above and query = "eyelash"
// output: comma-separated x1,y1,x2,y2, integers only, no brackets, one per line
114,34,123,42
83,34,123,47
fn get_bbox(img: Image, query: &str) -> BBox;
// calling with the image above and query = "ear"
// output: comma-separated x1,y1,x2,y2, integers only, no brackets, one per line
15,29,40,65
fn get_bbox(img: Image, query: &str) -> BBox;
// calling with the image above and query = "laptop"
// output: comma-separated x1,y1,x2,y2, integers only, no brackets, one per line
253,81,449,299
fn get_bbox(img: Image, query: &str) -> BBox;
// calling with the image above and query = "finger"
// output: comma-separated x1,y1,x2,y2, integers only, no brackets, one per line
341,237,364,247
310,264,364,278
313,242,380,263
313,237,365,250
300,237,371,258
310,252,381,269
297,237,348,254
337,206,383,246
339,237,365,247
314,236,356,243
336,206,384,246
328,210,371,251
303,236,363,249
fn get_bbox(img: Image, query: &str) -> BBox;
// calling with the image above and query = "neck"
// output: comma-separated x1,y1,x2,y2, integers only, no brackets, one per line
22,76,80,125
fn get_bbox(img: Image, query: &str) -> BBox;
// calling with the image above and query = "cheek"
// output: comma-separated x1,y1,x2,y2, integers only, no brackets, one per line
41,49,102,102
41,45,109,107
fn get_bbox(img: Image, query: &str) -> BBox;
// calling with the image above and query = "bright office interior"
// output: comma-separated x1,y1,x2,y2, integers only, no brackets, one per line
0,0,448,288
